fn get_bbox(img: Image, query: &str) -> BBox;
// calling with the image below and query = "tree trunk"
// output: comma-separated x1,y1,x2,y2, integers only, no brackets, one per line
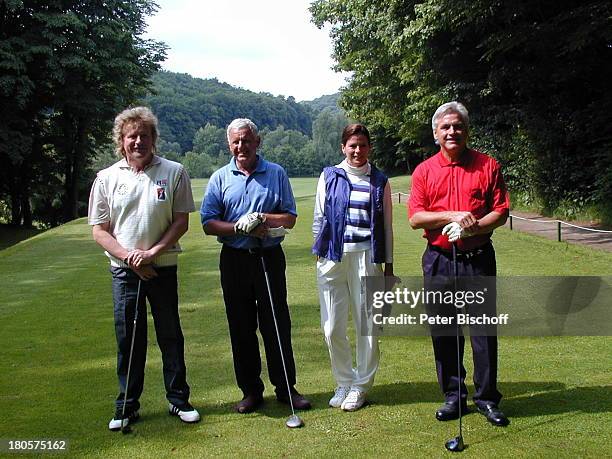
62,114,76,222
10,177,21,226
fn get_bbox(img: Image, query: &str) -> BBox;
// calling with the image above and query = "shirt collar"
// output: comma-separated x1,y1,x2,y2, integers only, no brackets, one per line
337,160,371,176
230,154,267,174
118,155,161,170
436,148,473,167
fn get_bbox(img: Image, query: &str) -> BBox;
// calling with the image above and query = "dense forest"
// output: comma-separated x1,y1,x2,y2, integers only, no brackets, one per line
0,0,166,227
87,70,349,182
0,1,349,228
311,0,612,221
2,1,611,228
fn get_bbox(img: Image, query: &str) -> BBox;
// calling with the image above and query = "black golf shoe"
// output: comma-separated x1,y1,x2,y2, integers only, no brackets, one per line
435,401,469,421
477,403,510,426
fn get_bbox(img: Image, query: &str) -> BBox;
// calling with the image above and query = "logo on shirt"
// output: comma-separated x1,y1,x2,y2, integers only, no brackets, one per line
117,183,128,195
156,178,168,201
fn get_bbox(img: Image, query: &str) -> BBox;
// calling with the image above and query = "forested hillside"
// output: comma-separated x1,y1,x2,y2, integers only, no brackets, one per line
144,72,316,152
312,0,612,222
109,71,349,182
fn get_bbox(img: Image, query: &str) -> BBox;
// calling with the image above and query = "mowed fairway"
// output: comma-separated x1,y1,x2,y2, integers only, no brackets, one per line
1,177,611,457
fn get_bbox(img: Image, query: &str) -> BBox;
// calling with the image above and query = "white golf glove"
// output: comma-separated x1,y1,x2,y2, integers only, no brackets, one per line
442,222,472,242
267,226,289,238
234,212,266,235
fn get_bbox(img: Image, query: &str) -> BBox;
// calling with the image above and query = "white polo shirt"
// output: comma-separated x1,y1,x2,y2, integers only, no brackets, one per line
88,156,195,267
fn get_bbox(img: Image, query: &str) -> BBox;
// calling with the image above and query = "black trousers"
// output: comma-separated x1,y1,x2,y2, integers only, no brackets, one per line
111,266,190,412
422,243,502,407
220,244,297,398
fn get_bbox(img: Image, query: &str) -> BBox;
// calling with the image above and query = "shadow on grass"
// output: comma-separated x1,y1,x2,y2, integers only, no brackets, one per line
501,383,612,417
0,224,45,251
360,381,611,418
117,382,612,430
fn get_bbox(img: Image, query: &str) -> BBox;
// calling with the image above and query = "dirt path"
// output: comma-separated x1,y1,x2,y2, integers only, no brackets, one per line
503,211,612,252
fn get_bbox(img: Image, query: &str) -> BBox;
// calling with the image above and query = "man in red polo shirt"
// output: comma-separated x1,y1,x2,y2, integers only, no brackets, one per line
408,101,510,427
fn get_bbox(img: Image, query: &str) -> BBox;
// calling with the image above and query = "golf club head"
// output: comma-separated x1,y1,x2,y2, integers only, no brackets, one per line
445,435,465,452
286,414,304,428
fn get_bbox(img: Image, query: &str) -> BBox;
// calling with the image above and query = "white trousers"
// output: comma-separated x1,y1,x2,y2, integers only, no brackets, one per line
317,249,382,392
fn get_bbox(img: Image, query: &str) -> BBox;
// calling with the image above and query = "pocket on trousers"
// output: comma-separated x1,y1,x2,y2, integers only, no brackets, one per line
316,257,337,277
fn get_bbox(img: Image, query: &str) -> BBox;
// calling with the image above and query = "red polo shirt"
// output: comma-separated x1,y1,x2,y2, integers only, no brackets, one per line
408,149,510,251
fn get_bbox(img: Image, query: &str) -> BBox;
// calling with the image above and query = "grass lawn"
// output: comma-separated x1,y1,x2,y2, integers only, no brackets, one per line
1,177,610,457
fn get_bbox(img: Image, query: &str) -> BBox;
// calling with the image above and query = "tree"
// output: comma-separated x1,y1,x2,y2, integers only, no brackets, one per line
0,0,166,226
311,107,349,169
192,123,227,159
311,0,612,218
259,126,316,176
182,151,215,178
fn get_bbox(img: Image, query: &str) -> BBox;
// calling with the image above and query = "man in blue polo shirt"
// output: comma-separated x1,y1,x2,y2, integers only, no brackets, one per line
200,118,311,414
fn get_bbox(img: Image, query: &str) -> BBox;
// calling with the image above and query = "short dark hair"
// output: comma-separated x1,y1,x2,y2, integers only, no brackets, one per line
341,124,371,146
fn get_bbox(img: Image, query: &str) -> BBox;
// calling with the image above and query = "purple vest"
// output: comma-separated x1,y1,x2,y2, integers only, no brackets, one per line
312,164,387,263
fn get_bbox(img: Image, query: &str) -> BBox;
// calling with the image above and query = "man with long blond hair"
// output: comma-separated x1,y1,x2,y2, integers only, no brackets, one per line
88,106,200,430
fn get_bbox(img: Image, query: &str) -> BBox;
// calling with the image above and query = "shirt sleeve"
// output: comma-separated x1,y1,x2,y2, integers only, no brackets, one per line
489,161,510,216
383,180,394,264
172,167,196,213
278,168,297,216
312,172,326,238
200,172,224,226
408,164,428,217
87,175,110,225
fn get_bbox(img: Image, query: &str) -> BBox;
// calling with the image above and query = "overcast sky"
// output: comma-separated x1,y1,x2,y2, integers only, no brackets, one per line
144,0,350,101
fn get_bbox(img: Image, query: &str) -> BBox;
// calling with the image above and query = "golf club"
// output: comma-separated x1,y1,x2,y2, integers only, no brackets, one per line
257,247,304,429
445,242,465,452
120,278,142,434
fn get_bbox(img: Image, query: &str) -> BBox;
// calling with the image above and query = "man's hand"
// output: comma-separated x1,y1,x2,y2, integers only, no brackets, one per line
249,222,269,239
442,222,473,242
234,212,266,235
126,249,155,268
449,211,478,232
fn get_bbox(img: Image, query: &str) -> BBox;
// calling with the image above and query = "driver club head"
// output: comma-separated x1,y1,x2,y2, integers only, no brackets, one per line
286,414,304,428
445,436,465,452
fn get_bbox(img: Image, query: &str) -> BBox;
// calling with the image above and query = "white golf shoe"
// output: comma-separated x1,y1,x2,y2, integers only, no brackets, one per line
329,386,351,408
169,402,201,423
341,389,367,411
108,410,139,431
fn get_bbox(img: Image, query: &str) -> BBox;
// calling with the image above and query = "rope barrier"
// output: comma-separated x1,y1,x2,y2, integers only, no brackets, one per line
509,214,612,233
390,192,611,242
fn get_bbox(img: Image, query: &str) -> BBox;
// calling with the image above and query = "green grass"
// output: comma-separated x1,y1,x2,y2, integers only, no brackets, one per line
1,177,611,457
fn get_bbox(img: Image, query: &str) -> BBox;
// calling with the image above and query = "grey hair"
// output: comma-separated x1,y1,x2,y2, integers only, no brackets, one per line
112,106,159,158
431,101,470,133
226,118,259,141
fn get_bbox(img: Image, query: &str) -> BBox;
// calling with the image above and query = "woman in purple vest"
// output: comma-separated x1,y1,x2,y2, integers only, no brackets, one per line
312,124,395,411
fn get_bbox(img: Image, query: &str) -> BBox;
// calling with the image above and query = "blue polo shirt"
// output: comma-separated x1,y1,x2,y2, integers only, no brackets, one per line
200,155,297,249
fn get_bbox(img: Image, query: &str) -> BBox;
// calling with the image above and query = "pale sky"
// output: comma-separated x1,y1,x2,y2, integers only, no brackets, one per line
144,0,350,101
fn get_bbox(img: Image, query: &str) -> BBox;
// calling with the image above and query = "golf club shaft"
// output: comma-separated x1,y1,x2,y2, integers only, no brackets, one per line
259,253,297,417
452,243,463,437
121,278,142,428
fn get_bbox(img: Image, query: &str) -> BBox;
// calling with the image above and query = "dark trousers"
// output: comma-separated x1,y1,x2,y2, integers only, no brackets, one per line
111,266,190,411
422,243,502,407
220,244,297,398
